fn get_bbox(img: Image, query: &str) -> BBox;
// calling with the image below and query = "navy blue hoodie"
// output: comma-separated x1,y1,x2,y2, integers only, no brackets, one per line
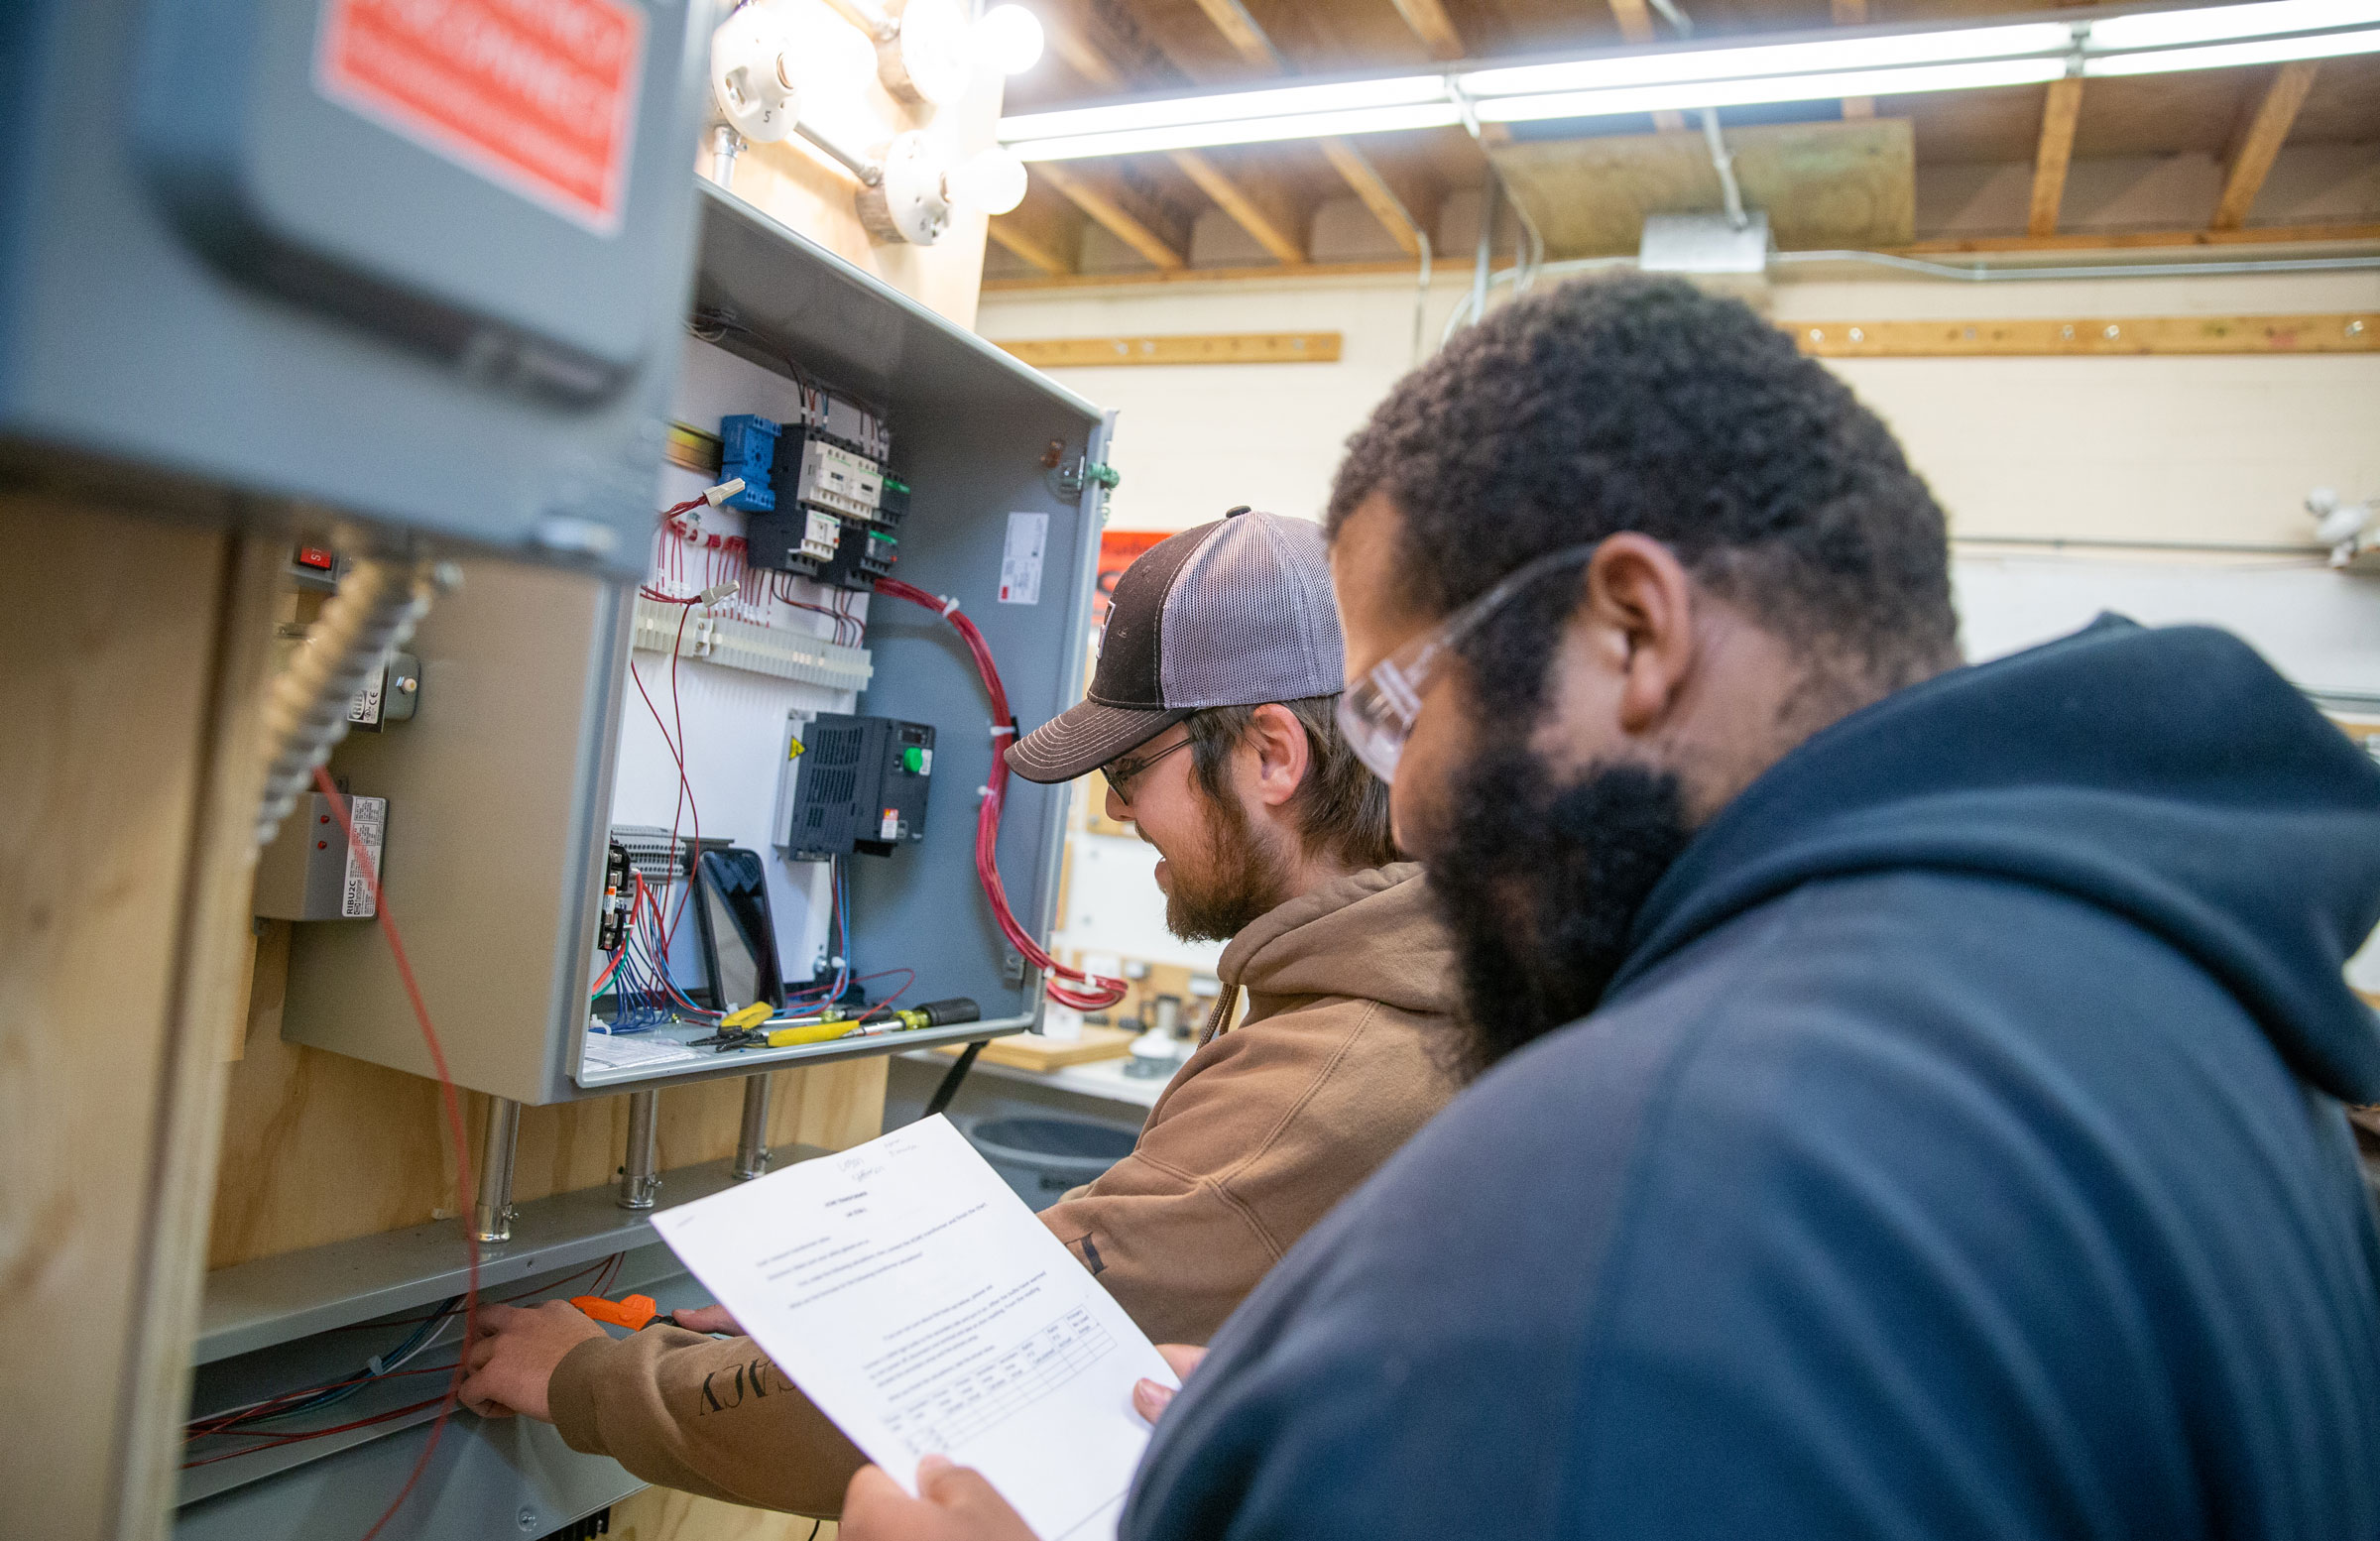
1124,618,2380,1540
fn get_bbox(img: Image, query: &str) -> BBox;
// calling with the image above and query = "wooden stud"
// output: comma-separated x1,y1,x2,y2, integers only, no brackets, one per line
1792,312,2378,358
1606,0,1688,132
997,331,1344,367
1386,0,1467,60
1169,151,1314,265
2028,75,2084,238
2213,62,2319,230
1033,161,1193,270
1833,0,1874,119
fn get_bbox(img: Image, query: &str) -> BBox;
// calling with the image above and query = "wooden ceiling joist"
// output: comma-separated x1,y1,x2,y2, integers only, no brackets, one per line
1318,138,1437,257
1386,0,1467,60
1040,10,1312,265
2213,62,2320,230
987,195,1085,276
1128,0,1441,259
1832,0,1874,120
2027,75,2084,238
1606,0,1688,132
1187,0,1287,69
1031,162,1193,270
1170,151,1315,265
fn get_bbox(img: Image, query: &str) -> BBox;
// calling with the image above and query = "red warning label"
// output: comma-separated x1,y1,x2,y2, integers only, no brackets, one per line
317,0,647,234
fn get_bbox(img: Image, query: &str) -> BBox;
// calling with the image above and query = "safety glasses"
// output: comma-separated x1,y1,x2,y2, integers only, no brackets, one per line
1336,541,1604,783
1100,732,1192,799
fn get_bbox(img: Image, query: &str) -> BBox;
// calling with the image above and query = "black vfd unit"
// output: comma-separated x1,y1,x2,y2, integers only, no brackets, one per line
787,715,934,860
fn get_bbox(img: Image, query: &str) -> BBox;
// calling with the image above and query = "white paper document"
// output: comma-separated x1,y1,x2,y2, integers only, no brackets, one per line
649,1116,1177,1540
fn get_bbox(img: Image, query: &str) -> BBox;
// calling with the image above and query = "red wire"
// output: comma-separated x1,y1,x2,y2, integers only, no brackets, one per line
872,579,1126,1010
181,1394,449,1471
663,605,701,951
307,765,479,1541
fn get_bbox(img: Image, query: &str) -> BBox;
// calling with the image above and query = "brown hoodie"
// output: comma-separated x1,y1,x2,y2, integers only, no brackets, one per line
546,863,1457,1514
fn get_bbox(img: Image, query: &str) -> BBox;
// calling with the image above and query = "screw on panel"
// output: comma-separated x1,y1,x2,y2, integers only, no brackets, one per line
518,1507,538,1531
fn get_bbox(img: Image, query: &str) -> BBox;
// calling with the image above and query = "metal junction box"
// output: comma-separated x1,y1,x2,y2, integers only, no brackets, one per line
278,184,1112,1104
0,0,709,575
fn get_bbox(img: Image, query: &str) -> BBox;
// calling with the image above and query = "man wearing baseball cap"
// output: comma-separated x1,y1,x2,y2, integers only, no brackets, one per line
458,508,1459,1516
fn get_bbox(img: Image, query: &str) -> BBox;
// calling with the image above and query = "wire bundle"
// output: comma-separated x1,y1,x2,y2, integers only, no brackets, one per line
874,578,1127,1011
182,1255,629,1475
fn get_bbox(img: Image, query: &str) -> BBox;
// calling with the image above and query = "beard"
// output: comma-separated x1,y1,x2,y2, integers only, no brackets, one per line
1160,779,1294,943
1423,743,1693,1082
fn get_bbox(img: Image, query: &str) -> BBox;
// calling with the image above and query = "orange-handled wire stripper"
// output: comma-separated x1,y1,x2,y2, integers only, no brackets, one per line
571,1292,663,1331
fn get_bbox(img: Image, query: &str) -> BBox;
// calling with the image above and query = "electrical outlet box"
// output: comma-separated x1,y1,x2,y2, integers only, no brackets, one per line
0,0,709,575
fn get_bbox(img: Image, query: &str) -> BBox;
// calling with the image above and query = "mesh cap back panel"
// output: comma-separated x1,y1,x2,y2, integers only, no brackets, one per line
1157,512,1344,708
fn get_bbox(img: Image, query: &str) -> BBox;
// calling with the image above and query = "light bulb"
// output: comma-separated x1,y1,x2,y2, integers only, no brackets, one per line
979,5,1046,75
894,0,974,106
945,147,1027,214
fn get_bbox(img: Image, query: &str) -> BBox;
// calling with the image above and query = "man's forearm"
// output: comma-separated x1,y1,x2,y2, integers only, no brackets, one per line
549,1327,866,1514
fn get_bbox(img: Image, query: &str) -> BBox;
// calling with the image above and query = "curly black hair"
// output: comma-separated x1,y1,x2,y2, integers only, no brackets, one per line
1327,275,1959,715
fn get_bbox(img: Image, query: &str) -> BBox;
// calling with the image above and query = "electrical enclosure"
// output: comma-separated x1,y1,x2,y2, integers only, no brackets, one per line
277,183,1112,1104
0,0,708,576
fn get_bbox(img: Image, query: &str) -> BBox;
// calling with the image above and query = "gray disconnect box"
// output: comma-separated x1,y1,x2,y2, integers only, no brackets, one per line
0,0,708,575
254,793,385,921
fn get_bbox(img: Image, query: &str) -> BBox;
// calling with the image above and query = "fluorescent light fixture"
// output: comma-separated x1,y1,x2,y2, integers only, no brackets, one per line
1457,21,2071,98
992,0,2380,161
1477,56,2067,124
998,74,1444,143
1008,101,1465,161
2088,0,2380,50
2086,22,2380,71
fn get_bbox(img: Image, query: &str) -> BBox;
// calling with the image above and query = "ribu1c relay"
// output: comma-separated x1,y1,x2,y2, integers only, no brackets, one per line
783,714,934,861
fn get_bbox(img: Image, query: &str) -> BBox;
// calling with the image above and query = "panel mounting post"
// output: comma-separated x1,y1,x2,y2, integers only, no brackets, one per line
618,1089,662,1210
733,1074,774,1181
471,1096,522,1244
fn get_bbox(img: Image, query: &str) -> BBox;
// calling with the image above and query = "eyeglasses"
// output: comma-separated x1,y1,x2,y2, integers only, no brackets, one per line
1100,733,1192,799
1335,541,1605,783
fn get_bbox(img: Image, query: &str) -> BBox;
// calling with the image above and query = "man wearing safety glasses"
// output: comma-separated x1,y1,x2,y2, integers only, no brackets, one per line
844,277,2380,1538
458,508,1458,1516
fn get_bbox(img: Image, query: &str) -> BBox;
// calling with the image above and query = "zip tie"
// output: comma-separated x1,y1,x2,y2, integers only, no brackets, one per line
988,724,1016,737
940,596,961,617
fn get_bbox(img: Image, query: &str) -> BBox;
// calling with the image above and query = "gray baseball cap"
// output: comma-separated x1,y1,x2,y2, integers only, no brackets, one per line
1007,508,1345,783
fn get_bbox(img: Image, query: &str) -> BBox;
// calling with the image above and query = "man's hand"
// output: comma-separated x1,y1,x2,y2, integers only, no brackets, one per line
672,1303,742,1335
1131,1344,1207,1424
841,1455,1039,1541
459,1300,608,1421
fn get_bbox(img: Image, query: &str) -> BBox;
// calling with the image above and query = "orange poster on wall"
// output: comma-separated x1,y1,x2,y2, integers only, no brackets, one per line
1094,531,1173,631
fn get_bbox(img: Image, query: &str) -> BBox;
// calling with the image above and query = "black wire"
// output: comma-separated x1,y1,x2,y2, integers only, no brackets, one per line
924,1041,985,1119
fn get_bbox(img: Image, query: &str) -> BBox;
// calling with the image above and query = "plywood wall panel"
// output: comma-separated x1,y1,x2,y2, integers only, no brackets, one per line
0,499,278,1541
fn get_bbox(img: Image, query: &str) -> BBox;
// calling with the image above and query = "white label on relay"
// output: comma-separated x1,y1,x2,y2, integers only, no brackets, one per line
340,796,387,918
998,512,1048,605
